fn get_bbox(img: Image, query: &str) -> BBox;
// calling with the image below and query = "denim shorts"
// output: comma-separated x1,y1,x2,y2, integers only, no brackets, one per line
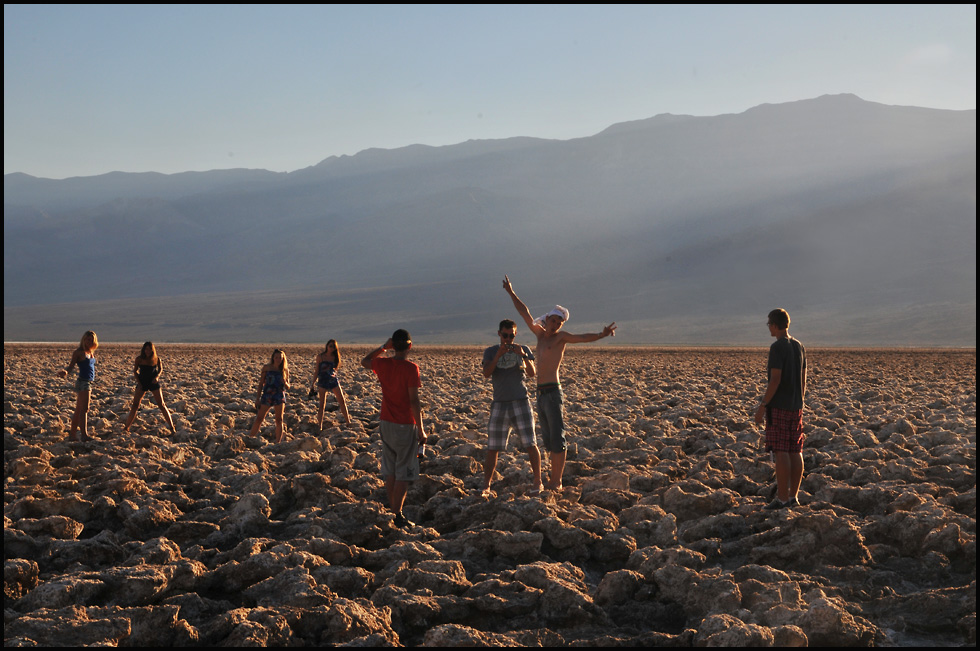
536,384,566,453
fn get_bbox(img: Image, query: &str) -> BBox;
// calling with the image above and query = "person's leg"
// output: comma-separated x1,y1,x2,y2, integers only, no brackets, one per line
387,475,414,527
538,389,567,490
526,445,542,492
385,474,396,508
70,389,91,441
774,452,794,502
513,399,542,491
389,479,409,512
317,387,327,429
483,450,500,492
150,388,176,432
124,386,146,432
333,386,351,424
78,389,91,441
548,451,566,490
484,402,508,493
69,396,79,438
537,393,552,483
789,452,804,499
249,404,271,437
273,403,286,443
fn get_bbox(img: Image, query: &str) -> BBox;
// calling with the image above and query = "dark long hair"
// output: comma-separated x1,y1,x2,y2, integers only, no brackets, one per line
138,341,159,365
324,339,341,367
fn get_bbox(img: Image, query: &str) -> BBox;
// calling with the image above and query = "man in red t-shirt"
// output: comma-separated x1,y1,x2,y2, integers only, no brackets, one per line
361,329,428,528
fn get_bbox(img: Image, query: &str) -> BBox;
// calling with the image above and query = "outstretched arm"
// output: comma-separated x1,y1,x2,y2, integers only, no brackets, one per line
503,275,545,336
562,322,617,344
59,348,82,378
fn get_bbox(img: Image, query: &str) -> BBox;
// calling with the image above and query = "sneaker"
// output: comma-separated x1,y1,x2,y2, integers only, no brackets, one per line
763,498,786,511
783,496,800,508
393,513,415,528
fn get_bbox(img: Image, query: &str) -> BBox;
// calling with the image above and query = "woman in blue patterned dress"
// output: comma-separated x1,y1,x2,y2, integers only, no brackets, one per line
248,349,291,443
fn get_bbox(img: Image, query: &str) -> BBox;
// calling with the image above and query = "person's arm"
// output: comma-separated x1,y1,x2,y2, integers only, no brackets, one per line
801,353,807,400
503,276,545,336
132,357,140,379
256,367,269,403
561,322,617,344
310,355,320,389
60,349,81,378
754,368,782,426
408,385,427,444
524,353,536,379
155,359,163,379
361,339,391,370
482,345,509,378
283,367,290,390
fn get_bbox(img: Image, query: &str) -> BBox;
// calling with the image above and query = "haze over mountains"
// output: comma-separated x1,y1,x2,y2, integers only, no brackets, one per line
4,94,976,345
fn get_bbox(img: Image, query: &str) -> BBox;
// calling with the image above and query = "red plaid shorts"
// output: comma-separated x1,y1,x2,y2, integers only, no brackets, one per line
765,407,804,453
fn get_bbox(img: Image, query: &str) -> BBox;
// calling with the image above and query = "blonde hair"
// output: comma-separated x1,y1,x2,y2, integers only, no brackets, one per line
80,330,99,352
271,349,289,380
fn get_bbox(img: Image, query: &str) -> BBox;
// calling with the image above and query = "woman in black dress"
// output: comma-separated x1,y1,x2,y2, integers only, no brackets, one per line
123,341,177,433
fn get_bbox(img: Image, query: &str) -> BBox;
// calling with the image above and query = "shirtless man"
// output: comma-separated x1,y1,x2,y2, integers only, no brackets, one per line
503,275,616,490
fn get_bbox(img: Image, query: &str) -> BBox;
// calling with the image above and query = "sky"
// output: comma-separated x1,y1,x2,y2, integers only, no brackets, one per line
4,4,976,180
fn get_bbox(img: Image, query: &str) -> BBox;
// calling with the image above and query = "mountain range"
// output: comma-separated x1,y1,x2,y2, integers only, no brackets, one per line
4,94,976,346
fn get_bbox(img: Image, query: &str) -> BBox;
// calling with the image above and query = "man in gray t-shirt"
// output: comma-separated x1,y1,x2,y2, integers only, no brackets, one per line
480,319,543,496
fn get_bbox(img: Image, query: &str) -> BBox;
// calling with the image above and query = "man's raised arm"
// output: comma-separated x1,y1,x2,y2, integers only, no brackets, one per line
503,275,544,335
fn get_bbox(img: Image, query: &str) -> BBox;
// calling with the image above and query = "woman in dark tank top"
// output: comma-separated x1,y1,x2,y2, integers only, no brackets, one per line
123,341,177,434
309,339,352,429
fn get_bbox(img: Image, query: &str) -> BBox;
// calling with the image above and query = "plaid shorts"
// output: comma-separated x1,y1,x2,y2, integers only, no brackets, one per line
765,407,805,453
487,399,536,451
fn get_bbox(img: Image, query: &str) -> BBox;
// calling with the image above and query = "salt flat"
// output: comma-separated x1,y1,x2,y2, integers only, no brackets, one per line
3,344,975,646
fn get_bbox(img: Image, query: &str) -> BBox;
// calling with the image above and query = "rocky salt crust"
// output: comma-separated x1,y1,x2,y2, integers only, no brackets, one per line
3,344,975,647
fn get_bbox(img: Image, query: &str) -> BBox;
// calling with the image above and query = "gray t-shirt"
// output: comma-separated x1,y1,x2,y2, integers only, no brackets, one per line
767,336,806,410
483,344,534,402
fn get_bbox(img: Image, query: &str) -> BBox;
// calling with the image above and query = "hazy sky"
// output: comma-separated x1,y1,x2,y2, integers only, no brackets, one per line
4,4,976,180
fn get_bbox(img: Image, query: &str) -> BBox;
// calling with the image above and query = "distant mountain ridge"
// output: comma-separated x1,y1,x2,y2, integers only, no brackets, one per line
4,94,976,345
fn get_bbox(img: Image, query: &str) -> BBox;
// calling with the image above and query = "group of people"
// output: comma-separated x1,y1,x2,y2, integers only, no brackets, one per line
59,334,177,442
57,276,807,527
57,336,352,443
